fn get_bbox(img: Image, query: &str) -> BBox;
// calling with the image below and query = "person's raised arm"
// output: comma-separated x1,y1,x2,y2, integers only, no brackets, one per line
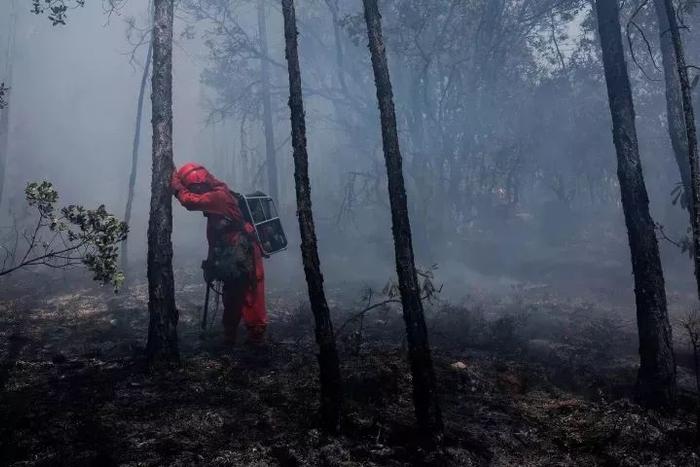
175,188,224,213
171,172,222,213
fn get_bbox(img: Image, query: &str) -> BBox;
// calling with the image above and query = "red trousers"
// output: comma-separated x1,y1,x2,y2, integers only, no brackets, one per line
221,243,267,338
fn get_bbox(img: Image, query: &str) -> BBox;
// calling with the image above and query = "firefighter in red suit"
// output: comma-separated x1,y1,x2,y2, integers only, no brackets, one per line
171,163,267,344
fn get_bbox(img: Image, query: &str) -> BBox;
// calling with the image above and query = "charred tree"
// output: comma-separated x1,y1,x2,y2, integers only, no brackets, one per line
146,0,178,365
663,0,700,294
662,1,700,429
362,0,443,444
653,0,692,207
122,36,153,272
595,0,676,408
0,0,17,208
281,0,342,434
258,0,279,202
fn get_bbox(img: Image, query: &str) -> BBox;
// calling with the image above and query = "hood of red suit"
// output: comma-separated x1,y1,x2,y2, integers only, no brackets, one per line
177,163,212,188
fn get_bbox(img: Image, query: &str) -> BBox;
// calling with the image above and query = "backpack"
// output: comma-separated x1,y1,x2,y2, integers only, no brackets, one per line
204,214,255,284
230,190,289,256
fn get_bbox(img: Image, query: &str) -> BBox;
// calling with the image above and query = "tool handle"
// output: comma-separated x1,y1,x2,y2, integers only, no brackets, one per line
201,281,211,330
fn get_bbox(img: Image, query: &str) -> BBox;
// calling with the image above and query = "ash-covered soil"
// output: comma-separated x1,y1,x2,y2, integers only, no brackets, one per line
0,268,698,466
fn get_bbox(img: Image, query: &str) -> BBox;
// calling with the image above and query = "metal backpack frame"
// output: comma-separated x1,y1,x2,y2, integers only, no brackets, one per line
234,191,288,257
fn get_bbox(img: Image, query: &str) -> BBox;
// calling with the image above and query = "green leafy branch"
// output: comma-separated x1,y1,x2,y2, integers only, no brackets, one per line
30,1,127,26
0,181,128,290
31,0,86,26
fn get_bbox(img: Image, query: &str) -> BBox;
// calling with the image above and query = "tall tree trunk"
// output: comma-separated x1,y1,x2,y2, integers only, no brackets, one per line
147,0,178,364
663,0,700,296
0,0,17,209
281,0,342,433
362,0,443,445
653,0,692,206
122,37,153,272
595,0,676,408
662,1,700,431
258,0,278,202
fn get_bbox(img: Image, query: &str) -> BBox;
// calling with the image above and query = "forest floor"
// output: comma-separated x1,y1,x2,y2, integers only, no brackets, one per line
1,266,699,466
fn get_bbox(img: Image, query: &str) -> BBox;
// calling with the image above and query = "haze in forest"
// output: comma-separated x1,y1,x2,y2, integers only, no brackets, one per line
1,0,699,306
5,1,700,464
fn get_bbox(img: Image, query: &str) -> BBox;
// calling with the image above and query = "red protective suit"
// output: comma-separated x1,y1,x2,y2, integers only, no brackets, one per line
172,163,267,342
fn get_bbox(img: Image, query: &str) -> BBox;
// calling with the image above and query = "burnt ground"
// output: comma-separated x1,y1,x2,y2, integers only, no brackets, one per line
0,267,699,466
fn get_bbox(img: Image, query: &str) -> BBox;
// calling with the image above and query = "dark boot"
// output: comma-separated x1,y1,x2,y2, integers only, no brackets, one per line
245,325,267,346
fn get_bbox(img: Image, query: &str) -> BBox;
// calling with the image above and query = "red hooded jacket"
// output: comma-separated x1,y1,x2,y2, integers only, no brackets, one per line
171,163,252,247
172,163,267,331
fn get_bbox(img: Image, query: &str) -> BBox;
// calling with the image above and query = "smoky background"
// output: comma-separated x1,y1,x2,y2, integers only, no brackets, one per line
0,0,697,310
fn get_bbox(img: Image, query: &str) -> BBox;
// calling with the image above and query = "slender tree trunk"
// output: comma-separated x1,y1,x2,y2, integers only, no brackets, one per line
362,0,443,445
663,0,700,295
595,0,676,408
122,37,153,272
654,0,692,205
258,0,278,202
281,0,342,433
0,0,17,209
147,0,178,364
663,0,700,433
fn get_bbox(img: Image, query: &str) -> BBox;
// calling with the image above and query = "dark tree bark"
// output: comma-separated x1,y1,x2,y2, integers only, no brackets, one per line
595,0,676,408
281,0,342,434
146,0,178,364
662,0,700,431
0,0,17,208
653,0,692,206
663,1,700,294
361,0,443,444
258,0,279,202
122,37,153,272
